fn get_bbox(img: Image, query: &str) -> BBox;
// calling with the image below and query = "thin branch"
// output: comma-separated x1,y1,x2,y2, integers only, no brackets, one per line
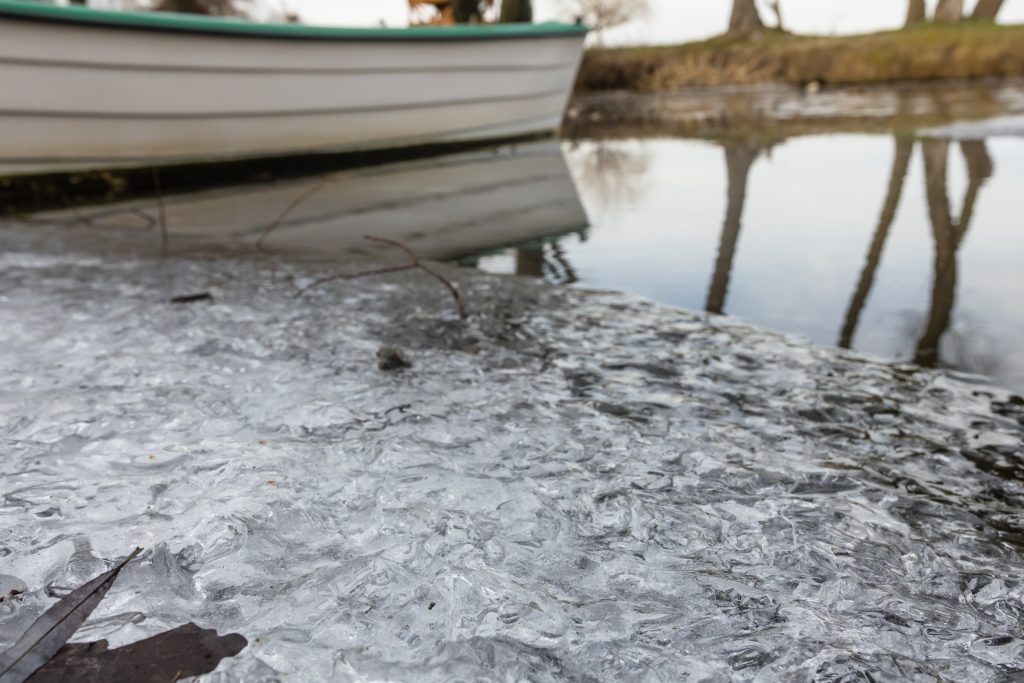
415,259,469,319
296,263,418,295
297,235,469,319
363,234,419,262
255,180,328,251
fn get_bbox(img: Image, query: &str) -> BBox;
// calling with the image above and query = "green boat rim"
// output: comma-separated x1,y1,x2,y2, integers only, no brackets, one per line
0,0,589,41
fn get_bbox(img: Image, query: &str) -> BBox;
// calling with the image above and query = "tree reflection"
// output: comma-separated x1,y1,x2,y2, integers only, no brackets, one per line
705,141,762,314
565,140,650,210
914,138,993,367
839,137,915,348
515,241,578,283
837,136,994,370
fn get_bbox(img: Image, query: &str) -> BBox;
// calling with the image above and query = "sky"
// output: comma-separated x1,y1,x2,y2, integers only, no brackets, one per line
288,0,1024,45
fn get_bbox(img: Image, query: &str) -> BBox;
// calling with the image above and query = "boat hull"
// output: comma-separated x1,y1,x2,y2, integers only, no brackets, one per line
0,2,586,173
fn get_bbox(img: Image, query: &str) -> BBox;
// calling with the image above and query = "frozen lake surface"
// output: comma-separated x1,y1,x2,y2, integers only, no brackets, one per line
2,224,1023,681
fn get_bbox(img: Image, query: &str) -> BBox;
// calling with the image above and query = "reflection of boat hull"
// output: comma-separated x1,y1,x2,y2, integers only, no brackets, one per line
0,1,586,173
32,142,589,261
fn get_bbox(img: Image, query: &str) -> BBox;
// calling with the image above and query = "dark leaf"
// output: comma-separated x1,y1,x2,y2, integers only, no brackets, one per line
0,548,142,683
0,576,27,604
26,623,247,683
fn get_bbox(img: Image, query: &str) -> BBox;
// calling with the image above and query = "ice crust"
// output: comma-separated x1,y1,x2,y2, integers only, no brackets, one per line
1,225,1023,682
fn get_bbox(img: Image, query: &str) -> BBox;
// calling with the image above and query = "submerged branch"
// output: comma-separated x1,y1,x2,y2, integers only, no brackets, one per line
255,180,329,251
297,236,469,319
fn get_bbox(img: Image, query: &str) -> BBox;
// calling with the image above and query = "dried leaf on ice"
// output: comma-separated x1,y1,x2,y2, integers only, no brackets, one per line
25,622,247,683
0,577,27,604
0,548,142,683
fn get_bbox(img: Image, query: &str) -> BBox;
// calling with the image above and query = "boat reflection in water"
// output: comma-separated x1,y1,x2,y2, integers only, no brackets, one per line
19,141,589,262
12,122,1021,391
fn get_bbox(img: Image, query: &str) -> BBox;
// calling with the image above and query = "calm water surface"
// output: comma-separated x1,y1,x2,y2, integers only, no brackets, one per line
9,113,1023,392
474,132,1024,392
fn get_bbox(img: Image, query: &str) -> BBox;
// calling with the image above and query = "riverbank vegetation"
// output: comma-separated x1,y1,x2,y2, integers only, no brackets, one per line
576,22,1024,93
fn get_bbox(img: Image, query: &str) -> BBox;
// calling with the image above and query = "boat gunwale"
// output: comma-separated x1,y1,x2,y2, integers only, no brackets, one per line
0,1,588,42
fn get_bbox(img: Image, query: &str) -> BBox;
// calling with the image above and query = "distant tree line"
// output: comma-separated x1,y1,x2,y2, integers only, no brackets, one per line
728,0,1007,34
907,0,1005,24
72,0,1008,35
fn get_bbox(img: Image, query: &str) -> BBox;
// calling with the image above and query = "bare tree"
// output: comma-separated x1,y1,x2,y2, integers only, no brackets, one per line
905,0,926,25
972,0,1005,20
499,0,532,22
933,0,963,22
453,0,486,22
570,0,649,42
766,0,783,31
728,0,765,34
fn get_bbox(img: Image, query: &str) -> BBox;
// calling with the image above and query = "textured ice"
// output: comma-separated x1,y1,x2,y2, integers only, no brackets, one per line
1,223,1024,682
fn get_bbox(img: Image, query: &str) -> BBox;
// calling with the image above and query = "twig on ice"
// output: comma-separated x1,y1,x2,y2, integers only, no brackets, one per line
255,181,328,251
296,235,468,319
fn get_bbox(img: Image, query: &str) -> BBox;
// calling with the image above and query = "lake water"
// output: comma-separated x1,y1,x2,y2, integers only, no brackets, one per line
9,98,1024,393
473,130,1024,392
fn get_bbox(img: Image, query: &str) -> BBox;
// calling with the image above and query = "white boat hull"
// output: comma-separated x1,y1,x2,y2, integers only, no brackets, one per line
0,2,586,173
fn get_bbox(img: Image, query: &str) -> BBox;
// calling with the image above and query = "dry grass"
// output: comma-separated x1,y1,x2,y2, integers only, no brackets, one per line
576,23,1024,92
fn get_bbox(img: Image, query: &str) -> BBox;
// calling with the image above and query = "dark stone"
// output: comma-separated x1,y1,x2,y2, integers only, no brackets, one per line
377,347,412,371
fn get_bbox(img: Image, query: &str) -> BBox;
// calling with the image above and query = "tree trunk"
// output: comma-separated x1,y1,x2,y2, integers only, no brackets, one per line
452,0,481,23
971,0,1005,20
728,0,764,33
933,0,963,22
767,0,784,31
155,0,234,14
905,0,926,25
499,0,532,23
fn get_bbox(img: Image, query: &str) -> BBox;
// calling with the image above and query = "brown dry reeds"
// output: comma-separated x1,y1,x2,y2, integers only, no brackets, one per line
575,23,1024,93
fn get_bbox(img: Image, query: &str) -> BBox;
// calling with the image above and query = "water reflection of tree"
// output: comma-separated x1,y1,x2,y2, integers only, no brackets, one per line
839,138,915,348
837,135,994,369
566,140,650,210
515,241,578,283
914,138,992,366
705,141,762,314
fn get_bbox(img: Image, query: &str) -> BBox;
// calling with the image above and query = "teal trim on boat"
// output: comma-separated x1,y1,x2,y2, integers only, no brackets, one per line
0,0,588,41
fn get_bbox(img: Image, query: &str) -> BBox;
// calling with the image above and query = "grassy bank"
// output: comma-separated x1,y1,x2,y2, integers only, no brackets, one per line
576,23,1024,93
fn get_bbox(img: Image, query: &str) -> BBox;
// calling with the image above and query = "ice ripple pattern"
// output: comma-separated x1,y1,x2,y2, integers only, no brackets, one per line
1,226,1023,682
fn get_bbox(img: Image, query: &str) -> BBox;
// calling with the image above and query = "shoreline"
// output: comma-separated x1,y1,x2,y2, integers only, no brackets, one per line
564,78,1024,141
576,24,1024,94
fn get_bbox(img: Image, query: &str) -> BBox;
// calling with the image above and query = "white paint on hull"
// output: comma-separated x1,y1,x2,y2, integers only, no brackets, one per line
0,9,586,172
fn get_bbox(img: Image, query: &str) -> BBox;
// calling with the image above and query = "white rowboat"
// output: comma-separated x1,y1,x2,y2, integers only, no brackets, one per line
0,1,586,173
